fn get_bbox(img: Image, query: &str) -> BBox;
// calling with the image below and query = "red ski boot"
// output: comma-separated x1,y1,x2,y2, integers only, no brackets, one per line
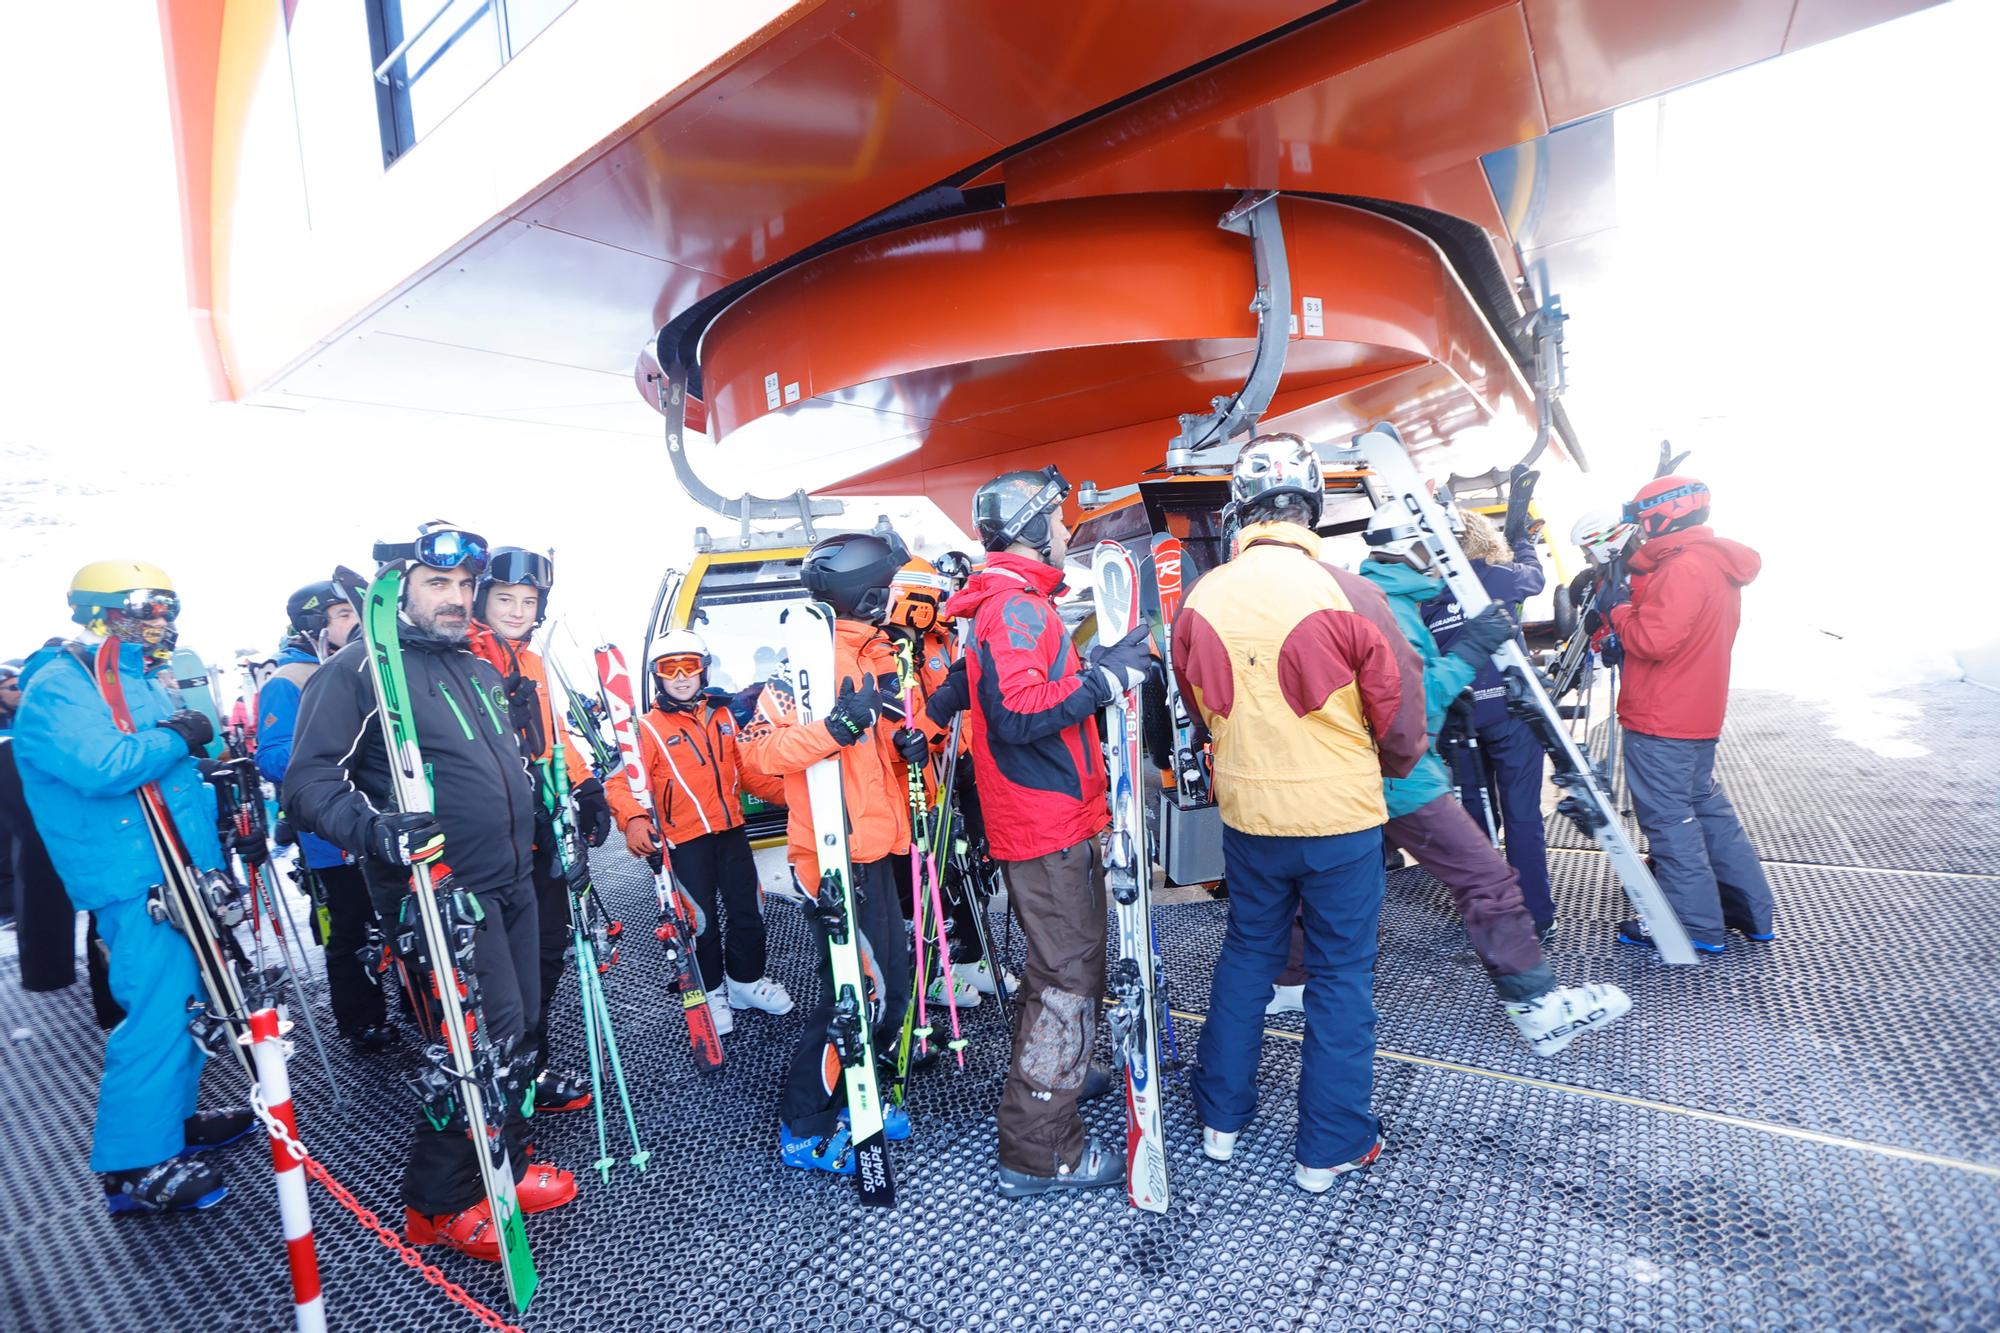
515,1161,578,1215
404,1202,501,1262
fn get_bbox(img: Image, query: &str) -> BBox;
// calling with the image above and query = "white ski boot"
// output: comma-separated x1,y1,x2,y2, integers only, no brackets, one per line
1295,1138,1381,1193
727,975,795,1016
928,969,980,1010
954,959,1016,997
1202,1127,1239,1162
1266,984,1304,1015
1505,982,1632,1056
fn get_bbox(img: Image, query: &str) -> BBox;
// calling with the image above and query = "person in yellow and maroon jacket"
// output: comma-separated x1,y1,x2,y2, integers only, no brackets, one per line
1172,436,1429,1194
946,467,1149,1200
468,547,614,1117
739,531,918,1175
604,628,793,1038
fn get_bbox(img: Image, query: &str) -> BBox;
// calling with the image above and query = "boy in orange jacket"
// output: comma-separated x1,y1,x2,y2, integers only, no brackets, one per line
605,628,793,1035
739,531,920,1173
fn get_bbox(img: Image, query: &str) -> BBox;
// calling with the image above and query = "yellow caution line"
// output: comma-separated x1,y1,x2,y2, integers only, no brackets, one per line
1165,1006,2000,1180
1545,843,2000,882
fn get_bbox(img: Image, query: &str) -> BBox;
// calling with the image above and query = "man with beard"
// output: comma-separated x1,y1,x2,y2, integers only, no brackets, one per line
285,524,577,1261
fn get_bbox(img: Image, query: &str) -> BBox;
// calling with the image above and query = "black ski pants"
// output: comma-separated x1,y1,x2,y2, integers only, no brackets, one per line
313,862,387,1035
890,850,987,965
398,871,540,1217
782,857,909,1138
528,837,570,1074
671,825,767,990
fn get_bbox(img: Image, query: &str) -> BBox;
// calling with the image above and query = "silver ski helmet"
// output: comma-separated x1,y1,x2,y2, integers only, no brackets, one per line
1229,433,1324,526
1570,508,1639,566
474,547,555,626
1362,499,1437,572
802,530,910,621
971,466,1070,556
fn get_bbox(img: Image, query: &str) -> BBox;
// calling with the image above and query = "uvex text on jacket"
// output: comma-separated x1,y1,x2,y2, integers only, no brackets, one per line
283,632,537,893
941,551,1109,862
604,695,783,847
1608,526,1762,740
736,619,911,885
1172,523,1427,837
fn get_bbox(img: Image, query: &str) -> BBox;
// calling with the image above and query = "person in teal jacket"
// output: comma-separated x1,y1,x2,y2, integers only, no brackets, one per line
12,561,254,1215
1350,506,1631,1057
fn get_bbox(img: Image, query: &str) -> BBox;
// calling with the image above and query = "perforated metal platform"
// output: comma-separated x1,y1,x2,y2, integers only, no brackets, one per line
3,682,1996,1331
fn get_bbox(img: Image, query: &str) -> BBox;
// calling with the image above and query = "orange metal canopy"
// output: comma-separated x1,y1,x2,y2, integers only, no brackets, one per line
698,193,1532,526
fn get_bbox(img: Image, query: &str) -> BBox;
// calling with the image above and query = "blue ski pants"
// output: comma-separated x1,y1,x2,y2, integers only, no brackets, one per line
1622,731,1774,947
1194,825,1384,1171
90,894,206,1173
1451,717,1554,930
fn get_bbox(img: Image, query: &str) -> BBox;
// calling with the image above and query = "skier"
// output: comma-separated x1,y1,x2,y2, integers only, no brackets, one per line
256,580,396,1052
1358,503,1633,1053
1599,476,1775,953
1423,496,1557,937
466,546,614,1115
605,626,794,1036
945,467,1144,1198
285,528,577,1260
740,530,918,1173
1170,436,1427,1189
11,563,255,1214
0,659,19,925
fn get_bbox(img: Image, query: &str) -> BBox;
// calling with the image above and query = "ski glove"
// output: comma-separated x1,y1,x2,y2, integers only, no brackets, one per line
1503,465,1543,545
1582,580,1631,637
1447,604,1518,667
892,726,930,765
156,709,214,757
925,658,969,727
367,811,445,867
571,776,613,848
623,816,660,858
824,681,883,747
502,675,546,759
1598,632,1625,668
1089,626,1153,700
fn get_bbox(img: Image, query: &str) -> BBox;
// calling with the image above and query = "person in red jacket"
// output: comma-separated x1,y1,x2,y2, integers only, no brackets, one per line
605,628,793,1038
945,467,1151,1199
739,531,919,1175
1594,476,1775,954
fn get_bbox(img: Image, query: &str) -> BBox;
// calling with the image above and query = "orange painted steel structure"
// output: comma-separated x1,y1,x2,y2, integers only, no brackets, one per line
155,0,1938,505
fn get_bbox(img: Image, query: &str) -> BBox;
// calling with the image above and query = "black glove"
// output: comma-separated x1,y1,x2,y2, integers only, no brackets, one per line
503,675,545,758
892,726,929,765
157,709,214,757
571,776,612,848
1503,466,1542,545
1447,604,1517,666
1089,626,1152,698
823,681,882,747
367,811,445,866
1599,632,1625,668
925,658,969,726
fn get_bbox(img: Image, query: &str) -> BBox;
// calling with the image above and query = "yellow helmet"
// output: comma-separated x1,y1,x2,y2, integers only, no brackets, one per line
68,560,177,626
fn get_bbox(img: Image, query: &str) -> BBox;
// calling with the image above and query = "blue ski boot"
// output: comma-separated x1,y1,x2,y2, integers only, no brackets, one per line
780,1122,856,1175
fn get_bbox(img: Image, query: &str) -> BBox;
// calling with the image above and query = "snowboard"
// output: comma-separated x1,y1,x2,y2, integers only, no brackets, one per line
1092,540,1171,1213
169,648,228,758
780,600,894,1207
1354,425,1698,966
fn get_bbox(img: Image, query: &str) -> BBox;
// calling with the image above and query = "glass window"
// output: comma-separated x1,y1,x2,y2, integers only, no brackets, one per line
369,0,575,165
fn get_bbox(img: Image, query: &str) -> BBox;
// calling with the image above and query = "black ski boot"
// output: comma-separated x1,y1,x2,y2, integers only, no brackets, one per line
533,1069,593,1114
104,1156,227,1215
997,1137,1125,1199
184,1108,257,1153
1080,1065,1116,1102
347,1023,398,1054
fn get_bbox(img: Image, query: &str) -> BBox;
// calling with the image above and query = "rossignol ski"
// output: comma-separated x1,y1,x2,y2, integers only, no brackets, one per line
1354,425,1698,965
356,565,537,1310
782,601,895,1207
1091,541,1170,1213
592,642,725,1071
90,638,259,1085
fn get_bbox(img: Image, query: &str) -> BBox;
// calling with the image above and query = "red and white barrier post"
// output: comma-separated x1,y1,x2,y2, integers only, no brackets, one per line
246,1007,326,1333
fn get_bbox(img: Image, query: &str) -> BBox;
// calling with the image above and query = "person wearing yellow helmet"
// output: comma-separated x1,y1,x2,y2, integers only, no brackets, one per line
14,562,256,1215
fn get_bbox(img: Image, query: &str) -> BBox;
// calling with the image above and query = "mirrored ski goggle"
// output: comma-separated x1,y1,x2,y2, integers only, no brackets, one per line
372,528,491,571
652,654,705,681
117,588,181,621
486,548,553,589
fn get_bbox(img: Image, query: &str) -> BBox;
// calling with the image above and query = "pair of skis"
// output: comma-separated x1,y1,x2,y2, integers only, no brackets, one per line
1353,425,1698,965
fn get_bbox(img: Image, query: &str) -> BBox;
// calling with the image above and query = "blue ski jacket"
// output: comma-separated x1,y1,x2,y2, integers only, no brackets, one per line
1424,537,1545,729
1357,561,1478,820
13,638,226,912
256,643,347,871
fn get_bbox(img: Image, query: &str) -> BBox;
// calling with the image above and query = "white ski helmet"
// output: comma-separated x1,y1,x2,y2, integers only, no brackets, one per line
1230,433,1324,526
648,628,711,677
1570,508,1638,565
1362,499,1437,571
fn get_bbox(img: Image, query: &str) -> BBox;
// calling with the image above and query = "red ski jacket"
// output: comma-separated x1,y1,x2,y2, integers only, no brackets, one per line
1608,526,1762,740
943,552,1109,862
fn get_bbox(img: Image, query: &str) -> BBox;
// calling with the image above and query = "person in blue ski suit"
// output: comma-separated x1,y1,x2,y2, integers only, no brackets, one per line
11,561,254,1215
1424,503,1556,934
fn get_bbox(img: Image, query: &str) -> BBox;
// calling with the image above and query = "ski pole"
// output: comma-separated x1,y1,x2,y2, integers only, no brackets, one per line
572,898,615,1183
901,645,963,1067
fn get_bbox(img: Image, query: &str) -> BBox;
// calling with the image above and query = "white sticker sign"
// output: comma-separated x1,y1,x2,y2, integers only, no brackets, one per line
784,381,801,404
763,372,780,410
1303,296,1324,338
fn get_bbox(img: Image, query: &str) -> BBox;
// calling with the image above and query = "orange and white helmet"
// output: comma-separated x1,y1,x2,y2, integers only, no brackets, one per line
885,559,952,632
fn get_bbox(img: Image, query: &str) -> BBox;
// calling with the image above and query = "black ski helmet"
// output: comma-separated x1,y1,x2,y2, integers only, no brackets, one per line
475,547,555,626
286,580,339,636
802,530,910,621
933,549,976,592
971,466,1070,555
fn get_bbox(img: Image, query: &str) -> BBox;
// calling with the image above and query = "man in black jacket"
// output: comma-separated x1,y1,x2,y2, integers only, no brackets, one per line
284,542,577,1261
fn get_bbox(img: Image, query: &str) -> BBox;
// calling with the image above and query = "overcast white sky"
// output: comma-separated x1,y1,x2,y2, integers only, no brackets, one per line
2,2,1994,700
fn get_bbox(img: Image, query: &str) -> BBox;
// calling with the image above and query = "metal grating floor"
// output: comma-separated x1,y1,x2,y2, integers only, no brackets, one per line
3,683,1997,1331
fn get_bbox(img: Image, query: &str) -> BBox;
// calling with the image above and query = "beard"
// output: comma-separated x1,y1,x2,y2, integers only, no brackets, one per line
411,603,471,642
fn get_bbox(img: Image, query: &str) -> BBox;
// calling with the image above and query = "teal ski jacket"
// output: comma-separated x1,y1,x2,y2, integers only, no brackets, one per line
13,638,226,912
1356,560,1478,819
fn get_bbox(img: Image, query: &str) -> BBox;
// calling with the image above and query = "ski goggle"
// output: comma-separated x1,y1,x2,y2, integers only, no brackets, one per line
652,654,706,682
112,588,182,621
372,527,490,571
485,548,553,589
